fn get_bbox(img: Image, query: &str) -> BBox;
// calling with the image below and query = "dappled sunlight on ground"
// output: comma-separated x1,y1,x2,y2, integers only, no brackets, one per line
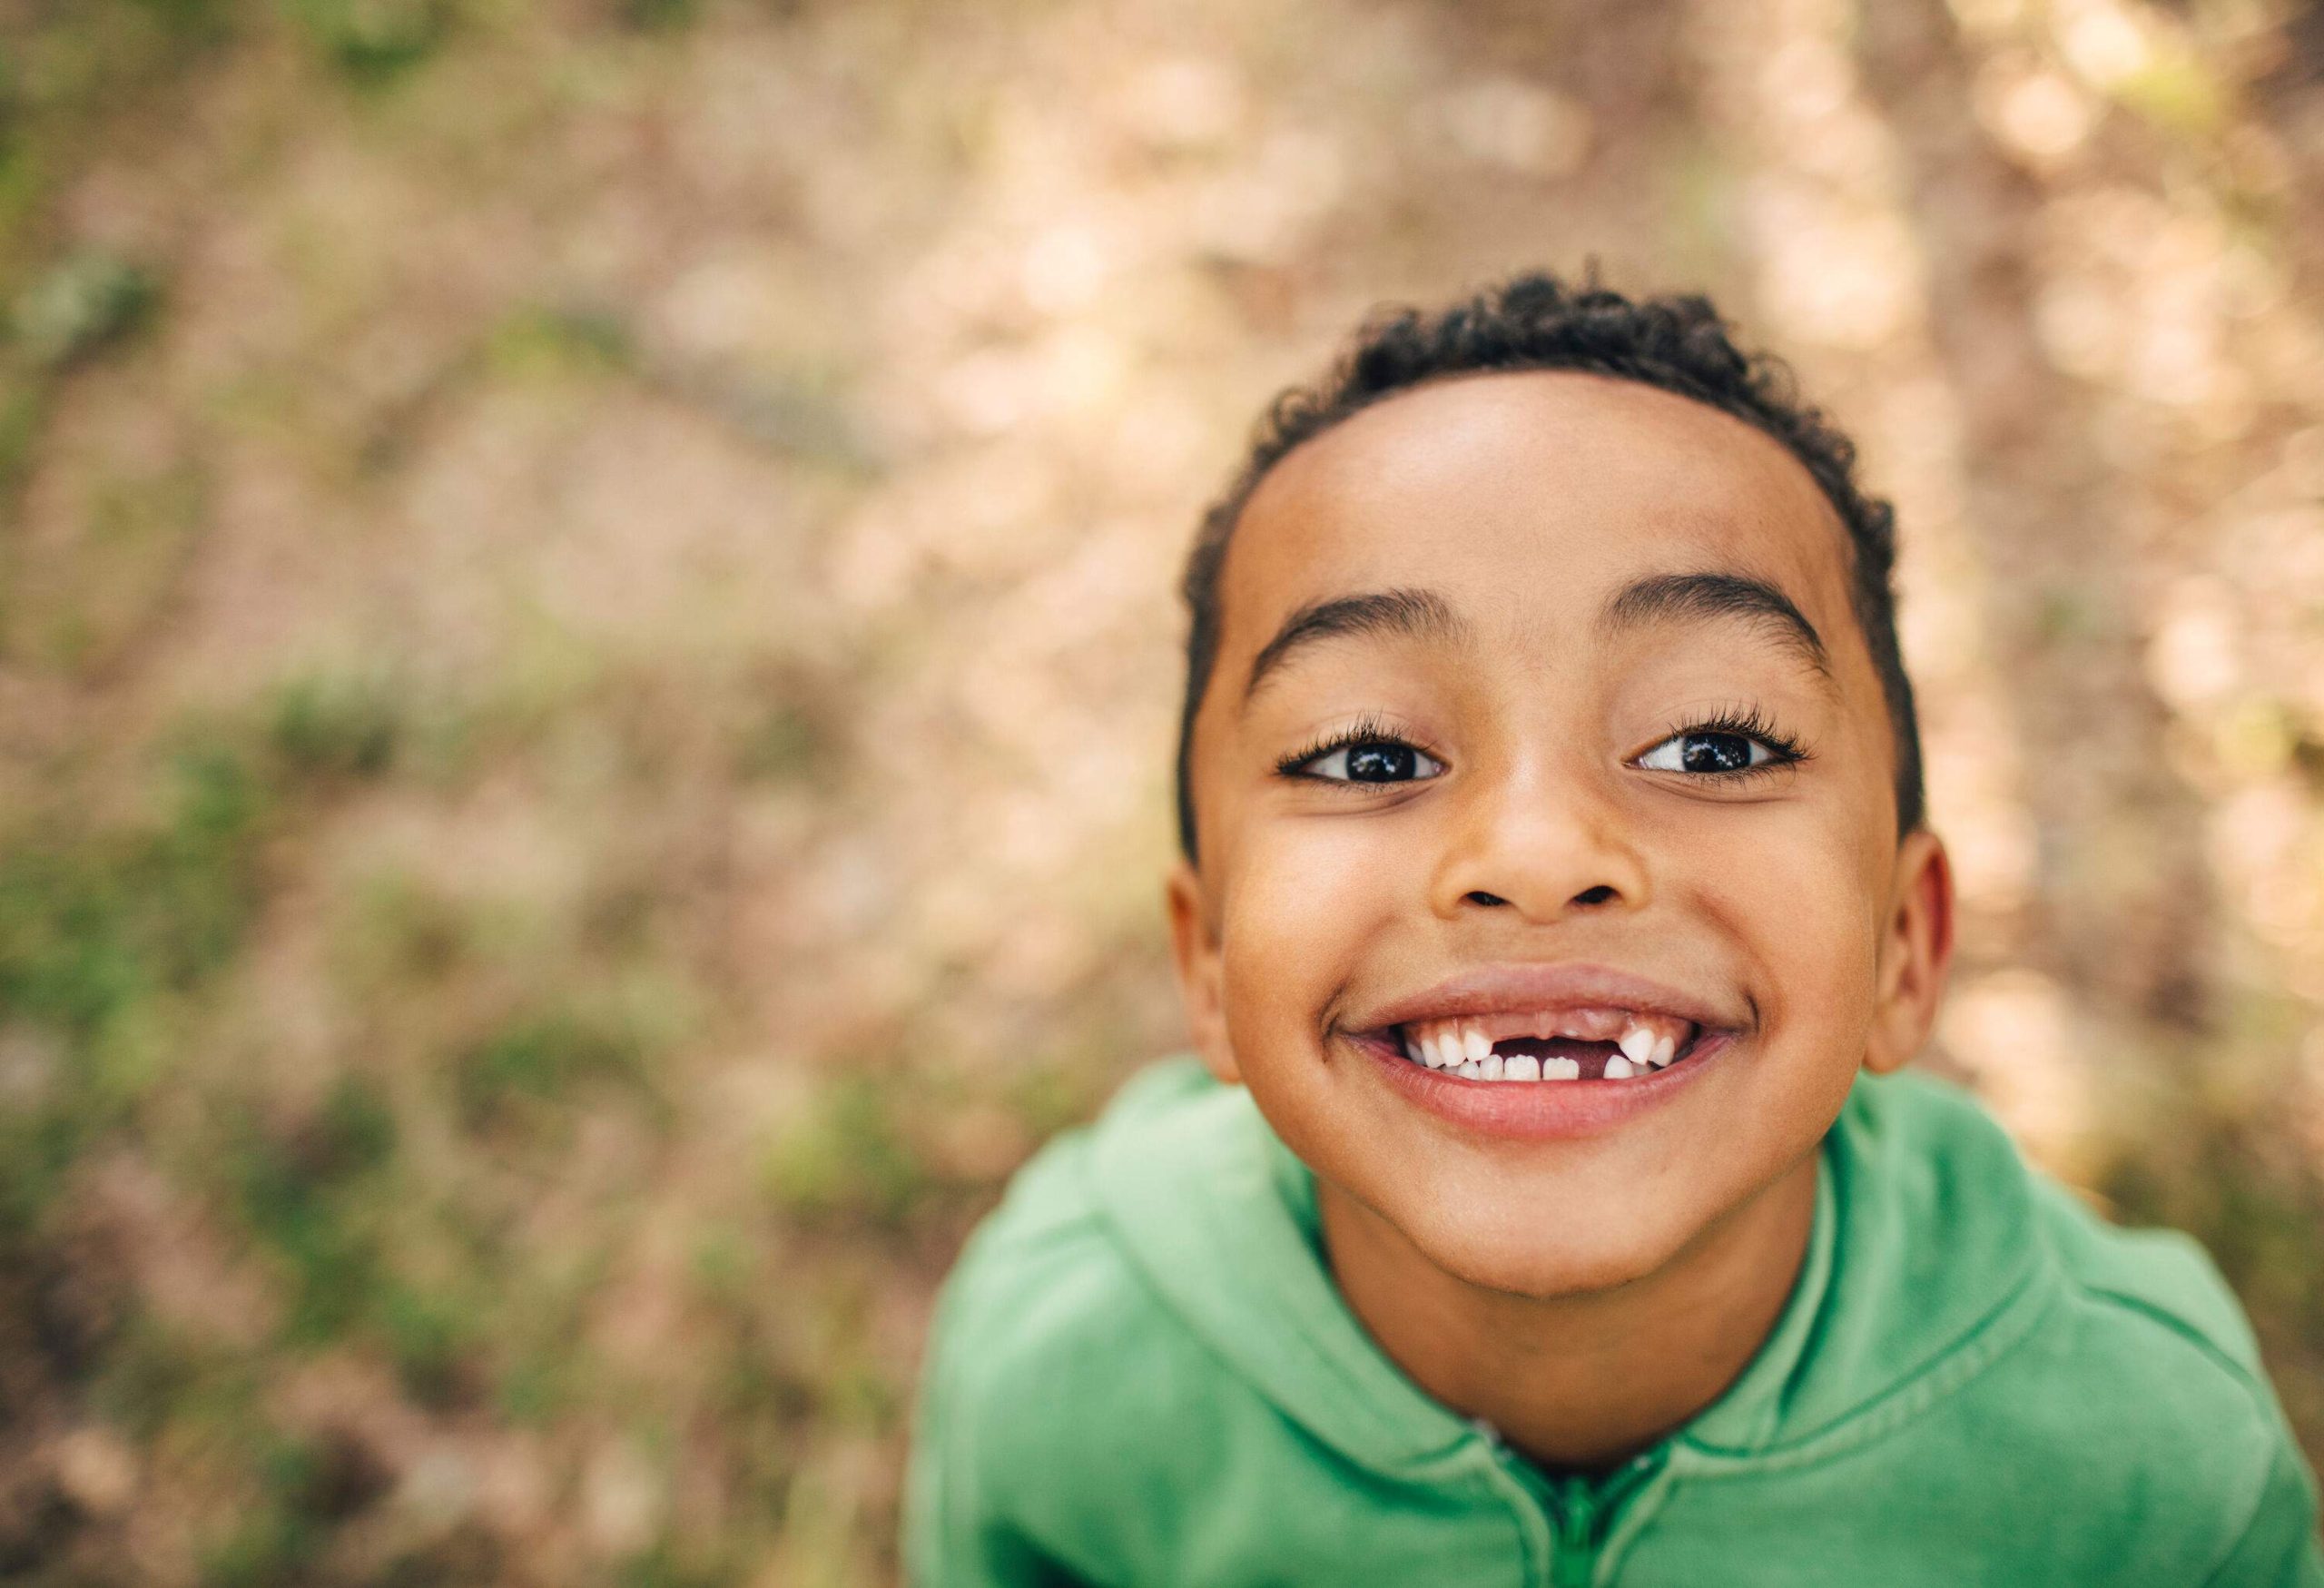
2,0,2321,1580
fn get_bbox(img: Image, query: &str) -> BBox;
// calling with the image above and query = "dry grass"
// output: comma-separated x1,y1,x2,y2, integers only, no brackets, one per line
2,0,2321,1580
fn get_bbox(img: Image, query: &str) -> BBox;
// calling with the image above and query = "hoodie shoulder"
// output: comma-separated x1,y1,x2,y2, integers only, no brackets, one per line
1834,1071,2319,1581
1992,1176,2321,1580
1837,1070,2269,1379
2025,1165,2310,1512
2028,1169,2263,1376
921,1061,1225,1453
904,1060,1290,1585
927,1058,1223,1353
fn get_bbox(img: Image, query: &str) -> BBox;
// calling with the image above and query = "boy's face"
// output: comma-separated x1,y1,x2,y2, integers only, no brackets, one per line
1167,370,1954,1297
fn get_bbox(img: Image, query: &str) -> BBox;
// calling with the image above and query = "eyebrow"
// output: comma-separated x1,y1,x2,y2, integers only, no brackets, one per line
1242,588,1467,705
1600,570,1831,682
1239,568,1830,708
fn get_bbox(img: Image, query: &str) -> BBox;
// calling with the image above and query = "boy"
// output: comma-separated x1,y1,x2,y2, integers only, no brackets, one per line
901,273,2324,1584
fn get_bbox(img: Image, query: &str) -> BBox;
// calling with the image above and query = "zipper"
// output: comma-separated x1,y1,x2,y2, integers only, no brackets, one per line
1474,1419,1668,1588
1548,1477,1599,1588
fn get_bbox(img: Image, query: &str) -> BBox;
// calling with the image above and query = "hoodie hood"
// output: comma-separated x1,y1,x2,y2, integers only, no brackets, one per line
1086,1057,2057,1478
910,1054,2319,1585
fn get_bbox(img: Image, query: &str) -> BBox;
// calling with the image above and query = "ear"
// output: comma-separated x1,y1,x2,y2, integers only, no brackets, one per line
1864,825,1956,1075
1165,859,1241,1085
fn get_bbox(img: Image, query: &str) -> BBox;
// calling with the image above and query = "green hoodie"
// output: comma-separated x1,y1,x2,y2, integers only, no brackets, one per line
904,1058,2323,1586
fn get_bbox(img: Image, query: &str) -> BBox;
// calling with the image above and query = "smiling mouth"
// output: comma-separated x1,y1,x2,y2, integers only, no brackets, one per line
1374,1007,1709,1082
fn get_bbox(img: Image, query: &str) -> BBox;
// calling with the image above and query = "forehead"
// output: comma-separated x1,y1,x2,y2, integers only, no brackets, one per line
1221,370,1858,665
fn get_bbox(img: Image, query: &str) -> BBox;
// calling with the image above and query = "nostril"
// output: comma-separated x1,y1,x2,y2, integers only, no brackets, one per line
1572,884,1617,905
1464,890,1510,907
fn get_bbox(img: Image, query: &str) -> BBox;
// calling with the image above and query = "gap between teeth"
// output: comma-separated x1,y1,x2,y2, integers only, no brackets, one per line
1400,1011,1688,1080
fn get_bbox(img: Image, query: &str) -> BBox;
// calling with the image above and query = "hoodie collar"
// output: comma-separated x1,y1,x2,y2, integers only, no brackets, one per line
1089,1058,2054,1478
1090,1060,1475,1468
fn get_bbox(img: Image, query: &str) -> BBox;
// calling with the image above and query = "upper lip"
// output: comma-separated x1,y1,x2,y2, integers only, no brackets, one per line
1348,962,1747,1036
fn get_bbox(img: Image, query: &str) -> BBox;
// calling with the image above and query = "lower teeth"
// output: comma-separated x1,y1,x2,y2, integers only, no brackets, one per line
1413,1049,1669,1082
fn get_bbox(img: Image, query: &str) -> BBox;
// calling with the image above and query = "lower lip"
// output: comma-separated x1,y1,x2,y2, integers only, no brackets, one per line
1355,1031,1739,1140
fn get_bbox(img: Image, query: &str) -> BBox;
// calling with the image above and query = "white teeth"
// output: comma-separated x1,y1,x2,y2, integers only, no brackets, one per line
1404,1015,1695,1080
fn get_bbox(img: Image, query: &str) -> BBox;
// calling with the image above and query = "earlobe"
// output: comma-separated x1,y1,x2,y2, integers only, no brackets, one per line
1164,861,1241,1084
1864,827,1957,1076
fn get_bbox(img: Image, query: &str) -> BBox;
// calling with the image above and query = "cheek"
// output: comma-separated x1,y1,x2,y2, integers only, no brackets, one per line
1686,800,1886,1052
1217,816,1414,1051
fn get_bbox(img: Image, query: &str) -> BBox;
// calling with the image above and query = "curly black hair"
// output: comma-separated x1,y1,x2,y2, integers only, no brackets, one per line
1172,270,1925,863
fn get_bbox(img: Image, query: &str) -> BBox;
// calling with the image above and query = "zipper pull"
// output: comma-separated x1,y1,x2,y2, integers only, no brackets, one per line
1551,1484,1599,1588
1563,1487,1599,1534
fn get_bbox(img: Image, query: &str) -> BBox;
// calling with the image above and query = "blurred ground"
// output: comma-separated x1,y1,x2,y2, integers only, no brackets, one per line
1,0,2321,1582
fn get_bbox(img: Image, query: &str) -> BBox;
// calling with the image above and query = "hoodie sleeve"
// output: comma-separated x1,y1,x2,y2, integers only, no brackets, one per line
901,1277,1098,1588
2200,1435,2324,1588
901,1129,1118,1588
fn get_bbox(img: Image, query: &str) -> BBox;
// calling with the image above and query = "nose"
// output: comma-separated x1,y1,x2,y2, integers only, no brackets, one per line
1428,757,1651,922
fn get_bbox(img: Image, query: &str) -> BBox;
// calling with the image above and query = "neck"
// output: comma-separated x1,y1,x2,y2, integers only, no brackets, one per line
1316,1151,1820,1473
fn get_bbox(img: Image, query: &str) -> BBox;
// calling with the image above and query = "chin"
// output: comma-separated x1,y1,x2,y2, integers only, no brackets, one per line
1398,1197,1695,1301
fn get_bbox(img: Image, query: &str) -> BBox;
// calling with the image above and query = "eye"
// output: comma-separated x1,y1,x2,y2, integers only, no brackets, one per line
1635,729,1782,775
1627,715,1803,776
1295,739,1446,784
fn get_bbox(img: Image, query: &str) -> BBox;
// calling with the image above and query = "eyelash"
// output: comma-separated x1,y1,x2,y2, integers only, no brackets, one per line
1643,704,1812,782
1273,706,1810,784
1274,713,1441,784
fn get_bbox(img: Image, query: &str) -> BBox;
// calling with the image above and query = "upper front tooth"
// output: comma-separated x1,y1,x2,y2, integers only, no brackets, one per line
1427,1032,1453,1067
1619,1024,1656,1065
1463,1025,1492,1062
1651,1032,1677,1068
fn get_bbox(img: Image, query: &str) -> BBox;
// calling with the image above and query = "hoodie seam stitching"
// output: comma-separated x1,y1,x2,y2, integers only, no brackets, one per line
2195,1442,2303,1588
1086,1121,1455,1470
2063,1278,2275,1402
1472,1455,1555,1585
1673,1260,2058,1475
2065,1278,2283,1582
